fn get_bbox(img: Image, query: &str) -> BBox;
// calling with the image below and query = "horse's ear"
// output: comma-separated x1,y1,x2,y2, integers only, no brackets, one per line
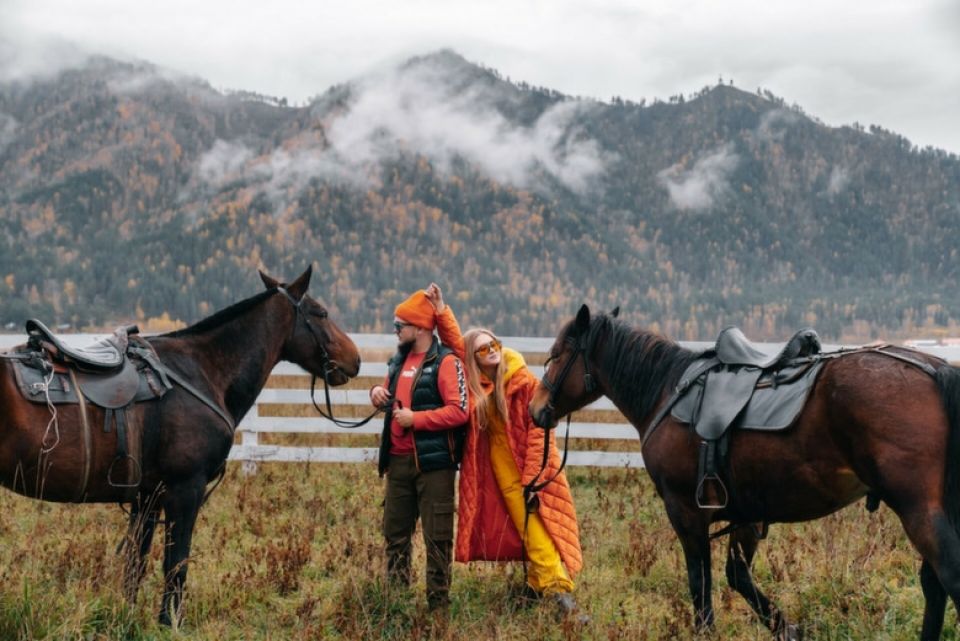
610,306,620,318
575,304,591,332
286,265,313,300
259,270,279,289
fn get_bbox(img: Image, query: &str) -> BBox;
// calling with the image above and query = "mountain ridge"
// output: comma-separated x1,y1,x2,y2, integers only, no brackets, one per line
0,50,957,341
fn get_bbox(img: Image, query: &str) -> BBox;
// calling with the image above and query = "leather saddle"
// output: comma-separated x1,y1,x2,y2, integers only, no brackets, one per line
11,322,172,490
16,320,172,407
715,326,821,369
669,326,824,509
25,319,127,371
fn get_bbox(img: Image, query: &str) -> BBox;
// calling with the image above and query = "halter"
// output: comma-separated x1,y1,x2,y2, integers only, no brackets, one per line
539,328,596,407
523,325,596,501
277,287,383,429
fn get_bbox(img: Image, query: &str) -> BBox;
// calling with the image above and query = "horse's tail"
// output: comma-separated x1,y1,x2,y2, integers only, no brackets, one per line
937,364,960,529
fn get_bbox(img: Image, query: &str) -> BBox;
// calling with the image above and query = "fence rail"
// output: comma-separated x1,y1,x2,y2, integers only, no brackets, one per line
4,333,959,470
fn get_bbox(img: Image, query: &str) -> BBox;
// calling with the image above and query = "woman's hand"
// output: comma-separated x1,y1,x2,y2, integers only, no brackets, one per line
425,282,445,313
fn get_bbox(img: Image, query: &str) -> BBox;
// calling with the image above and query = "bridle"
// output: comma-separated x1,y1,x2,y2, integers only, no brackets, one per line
524,325,596,500
277,287,383,429
539,327,596,412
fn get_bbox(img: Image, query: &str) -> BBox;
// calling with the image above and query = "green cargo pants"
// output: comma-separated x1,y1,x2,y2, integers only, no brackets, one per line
383,454,456,609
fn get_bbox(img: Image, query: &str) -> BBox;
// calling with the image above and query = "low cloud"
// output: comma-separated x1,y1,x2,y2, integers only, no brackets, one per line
320,58,609,193
197,139,255,187
657,143,739,211
0,33,89,84
0,112,18,152
190,53,611,208
105,65,195,95
827,165,849,195
755,108,799,143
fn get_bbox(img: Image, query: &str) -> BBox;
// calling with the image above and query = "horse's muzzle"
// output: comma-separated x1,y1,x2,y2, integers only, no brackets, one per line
324,364,353,386
530,403,556,429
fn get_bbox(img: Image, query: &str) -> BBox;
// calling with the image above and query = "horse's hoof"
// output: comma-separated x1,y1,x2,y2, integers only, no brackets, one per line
158,609,180,628
776,622,802,641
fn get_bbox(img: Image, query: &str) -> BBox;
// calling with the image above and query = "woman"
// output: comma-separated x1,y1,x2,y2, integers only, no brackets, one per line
424,284,584,617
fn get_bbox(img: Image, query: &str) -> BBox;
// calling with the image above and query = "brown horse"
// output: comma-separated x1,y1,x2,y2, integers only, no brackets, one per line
0,267,360,625
529,305,960,641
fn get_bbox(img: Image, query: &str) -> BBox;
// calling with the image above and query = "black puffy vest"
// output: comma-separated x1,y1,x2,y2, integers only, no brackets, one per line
378,337,466,476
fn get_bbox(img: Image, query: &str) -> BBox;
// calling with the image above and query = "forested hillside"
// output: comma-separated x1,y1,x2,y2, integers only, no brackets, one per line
1,50,958,340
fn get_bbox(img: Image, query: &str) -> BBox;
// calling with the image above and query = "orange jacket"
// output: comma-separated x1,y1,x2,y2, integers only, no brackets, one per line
436,307,582,576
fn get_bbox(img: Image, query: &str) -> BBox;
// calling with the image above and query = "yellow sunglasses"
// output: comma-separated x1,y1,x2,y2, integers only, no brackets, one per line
474,340,502,357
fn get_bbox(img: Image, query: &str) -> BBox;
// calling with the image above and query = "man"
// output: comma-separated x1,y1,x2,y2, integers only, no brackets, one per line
369,289,468,611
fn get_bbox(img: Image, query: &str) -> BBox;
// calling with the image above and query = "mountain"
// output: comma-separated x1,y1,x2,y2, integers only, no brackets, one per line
0,50,958,340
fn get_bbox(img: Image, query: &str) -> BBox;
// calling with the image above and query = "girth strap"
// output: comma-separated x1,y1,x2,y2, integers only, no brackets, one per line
104,406,141,490
696,437,729,509
103,408,128,456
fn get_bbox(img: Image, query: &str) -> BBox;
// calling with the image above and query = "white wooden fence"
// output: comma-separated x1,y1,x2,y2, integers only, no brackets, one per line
3,333,959,470
229,334,646,469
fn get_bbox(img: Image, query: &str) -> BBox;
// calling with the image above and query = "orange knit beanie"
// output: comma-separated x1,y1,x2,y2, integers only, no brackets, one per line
394,290,436,330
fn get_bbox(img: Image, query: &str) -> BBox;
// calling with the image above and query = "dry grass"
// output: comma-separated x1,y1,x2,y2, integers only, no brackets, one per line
0,463,951,640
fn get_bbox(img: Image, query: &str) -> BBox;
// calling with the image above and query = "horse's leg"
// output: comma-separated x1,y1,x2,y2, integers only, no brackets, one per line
158,477,205,627
664,500,714,630
893,505,960,641
726,526,800,641
122,491,162,604
919,559,947,641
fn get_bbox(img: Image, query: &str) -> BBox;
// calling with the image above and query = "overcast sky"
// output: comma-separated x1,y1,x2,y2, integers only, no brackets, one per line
1,0,958,155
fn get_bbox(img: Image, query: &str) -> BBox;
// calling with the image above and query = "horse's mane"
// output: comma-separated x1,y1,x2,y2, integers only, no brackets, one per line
587,314,703,423
163,289,277,338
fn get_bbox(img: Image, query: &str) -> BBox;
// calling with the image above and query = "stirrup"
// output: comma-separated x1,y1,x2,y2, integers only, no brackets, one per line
696,474,728,509
108,455,142,488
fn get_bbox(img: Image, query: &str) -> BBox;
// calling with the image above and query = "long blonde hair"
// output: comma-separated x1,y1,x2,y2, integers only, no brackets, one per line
463,328,509,429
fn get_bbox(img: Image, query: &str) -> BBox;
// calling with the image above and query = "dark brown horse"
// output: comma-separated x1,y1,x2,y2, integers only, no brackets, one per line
0,267,360,625
530,305,960,640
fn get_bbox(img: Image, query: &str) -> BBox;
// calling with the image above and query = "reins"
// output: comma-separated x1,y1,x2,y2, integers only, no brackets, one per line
310,373,385,428
519,414,573,584
518,327,591,585
525,327,594,497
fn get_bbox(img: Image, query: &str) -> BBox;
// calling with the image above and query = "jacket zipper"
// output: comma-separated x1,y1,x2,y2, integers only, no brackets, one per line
409,351,438,472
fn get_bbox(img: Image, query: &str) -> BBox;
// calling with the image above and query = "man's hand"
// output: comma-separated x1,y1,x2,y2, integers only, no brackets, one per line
425,283,445,313
370,385,391,408
394,408,414,429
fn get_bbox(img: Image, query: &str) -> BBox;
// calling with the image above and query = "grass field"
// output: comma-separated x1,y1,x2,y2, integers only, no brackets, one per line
0,461,954,641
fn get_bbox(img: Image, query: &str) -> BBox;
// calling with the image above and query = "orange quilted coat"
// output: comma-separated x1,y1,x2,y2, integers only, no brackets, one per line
436,307,583,576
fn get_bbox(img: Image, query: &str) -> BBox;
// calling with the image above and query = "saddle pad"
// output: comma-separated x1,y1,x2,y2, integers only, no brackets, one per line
12,358,166,407
12,362,79,404
671,360,824,434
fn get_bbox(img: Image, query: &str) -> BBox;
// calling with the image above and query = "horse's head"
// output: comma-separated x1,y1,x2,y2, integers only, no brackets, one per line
530,304,617,429
259,266,361,386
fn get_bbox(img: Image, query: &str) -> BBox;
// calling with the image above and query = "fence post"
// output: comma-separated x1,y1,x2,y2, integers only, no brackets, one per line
240,404,259,476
